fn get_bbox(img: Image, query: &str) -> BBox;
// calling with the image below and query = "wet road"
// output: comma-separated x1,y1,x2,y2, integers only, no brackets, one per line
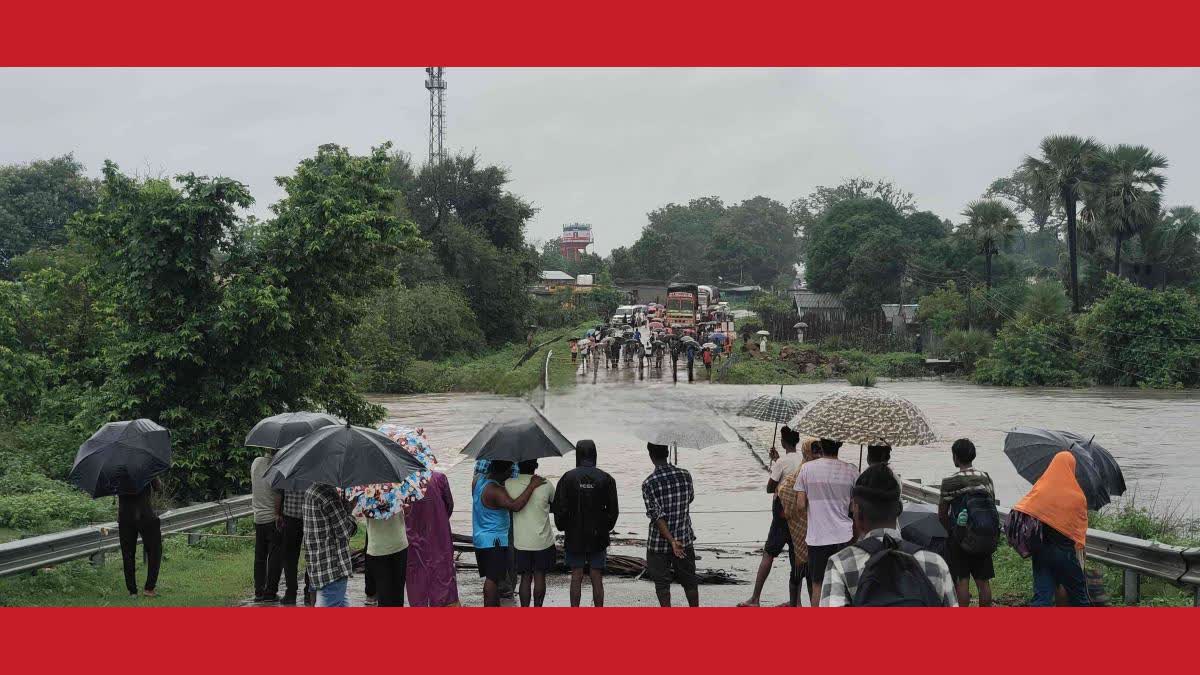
362,363,1200,606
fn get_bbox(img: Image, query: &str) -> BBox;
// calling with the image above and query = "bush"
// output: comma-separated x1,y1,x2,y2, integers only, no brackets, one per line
847,371,876,387
869,352,927,377
939,329,993,372
0,421,85,481
973,316,1082,386
0,472,111,531
1076,277,1200,388
916,281,967,336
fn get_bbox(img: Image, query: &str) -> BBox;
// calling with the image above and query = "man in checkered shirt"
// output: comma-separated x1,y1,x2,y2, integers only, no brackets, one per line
642,443,699,606
302,482,358,607
820,465,957,607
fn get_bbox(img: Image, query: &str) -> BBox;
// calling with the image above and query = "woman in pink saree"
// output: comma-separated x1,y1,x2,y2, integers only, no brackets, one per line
405,469,459,606
376,425,460,607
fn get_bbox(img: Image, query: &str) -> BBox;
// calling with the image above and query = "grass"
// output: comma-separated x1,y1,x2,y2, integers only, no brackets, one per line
847,370,877,387
0,518,369,607
398,321,594,396
0,521,258,607
716,339,929,385
986,494,1200,607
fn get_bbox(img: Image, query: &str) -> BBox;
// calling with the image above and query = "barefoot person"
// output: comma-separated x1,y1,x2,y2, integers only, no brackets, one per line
553,440,619,606
739,426,805,607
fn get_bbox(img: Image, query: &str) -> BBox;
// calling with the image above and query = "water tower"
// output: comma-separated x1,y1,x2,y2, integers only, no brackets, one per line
560,223,593,261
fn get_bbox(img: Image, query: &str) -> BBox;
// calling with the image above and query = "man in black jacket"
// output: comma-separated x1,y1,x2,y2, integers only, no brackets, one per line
552,439,619,606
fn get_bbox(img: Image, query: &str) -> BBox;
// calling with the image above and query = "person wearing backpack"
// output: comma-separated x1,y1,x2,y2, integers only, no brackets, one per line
820,466,957,607
937,438,999,607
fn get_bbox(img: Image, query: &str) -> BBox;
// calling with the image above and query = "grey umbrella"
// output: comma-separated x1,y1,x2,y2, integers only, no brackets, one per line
635,420,727,466
737,384,807,451
264,423,426,491
244,411,341,450
460,405,575,463
898,502,948,550
1003,427,1126,510
69,419,172,498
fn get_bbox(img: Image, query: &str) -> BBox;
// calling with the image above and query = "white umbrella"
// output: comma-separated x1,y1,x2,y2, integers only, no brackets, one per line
702,342,718,350
755,330,770,336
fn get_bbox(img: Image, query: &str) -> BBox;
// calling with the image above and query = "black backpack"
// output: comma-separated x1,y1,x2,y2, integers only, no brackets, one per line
850,535,946,607
953,490,1000,555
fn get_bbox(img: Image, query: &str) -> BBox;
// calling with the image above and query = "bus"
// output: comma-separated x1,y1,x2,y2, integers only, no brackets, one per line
665,283,699,330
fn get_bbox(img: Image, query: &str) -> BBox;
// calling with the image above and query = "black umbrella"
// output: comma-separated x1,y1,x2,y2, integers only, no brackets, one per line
460,405,574,463
69,419,172,498
1004,427,1127,510
244,411,341,450
898,502,948,549
264,424,426,491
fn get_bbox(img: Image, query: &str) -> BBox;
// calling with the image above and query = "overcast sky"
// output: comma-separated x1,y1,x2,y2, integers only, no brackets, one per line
3,68,1199,254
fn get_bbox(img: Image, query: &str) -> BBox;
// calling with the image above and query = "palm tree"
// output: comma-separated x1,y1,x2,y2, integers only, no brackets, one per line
962,199,1020,288
1081,144,1167,276
1135,206,1200,288
1023,135,1101,313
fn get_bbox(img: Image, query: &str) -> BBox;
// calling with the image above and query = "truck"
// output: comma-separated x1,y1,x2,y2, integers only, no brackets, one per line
697,285,719,314
665,283,699,330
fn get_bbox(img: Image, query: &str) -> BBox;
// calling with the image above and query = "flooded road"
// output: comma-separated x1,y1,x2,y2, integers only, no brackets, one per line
368,366,1200,605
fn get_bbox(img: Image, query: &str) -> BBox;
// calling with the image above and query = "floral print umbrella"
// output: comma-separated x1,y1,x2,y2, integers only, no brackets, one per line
788,387,936,446
344,425,436,519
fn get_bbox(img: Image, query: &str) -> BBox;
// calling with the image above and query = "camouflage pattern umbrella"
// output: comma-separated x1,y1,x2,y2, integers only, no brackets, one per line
788,387,936,447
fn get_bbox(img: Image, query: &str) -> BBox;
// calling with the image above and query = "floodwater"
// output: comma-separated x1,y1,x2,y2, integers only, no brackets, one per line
364,359,1200,606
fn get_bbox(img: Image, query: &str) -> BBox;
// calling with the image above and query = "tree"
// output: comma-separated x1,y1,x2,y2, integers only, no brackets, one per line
708,196,798,286
74,144,422,497
915,281,967,336
1134,206,1200,288
986,166,1059,233
1081,144,1167,276
793,177,916,227
805,198,948,313
1023,135,1102,313
0,155,99,277
962,200,1019,289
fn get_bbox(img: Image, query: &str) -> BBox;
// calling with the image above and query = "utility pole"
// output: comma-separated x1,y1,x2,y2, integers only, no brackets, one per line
424,67,446,165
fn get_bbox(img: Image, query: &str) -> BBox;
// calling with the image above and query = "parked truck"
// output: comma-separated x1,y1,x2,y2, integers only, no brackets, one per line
665,282,699,330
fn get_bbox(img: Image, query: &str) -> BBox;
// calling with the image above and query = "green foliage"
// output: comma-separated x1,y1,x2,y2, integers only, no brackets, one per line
748,292,797,339
804,198,949,312
1075,276,1200,388
939,329,993,371
867,352,927,377
0,155,99,278
0,282,50,421
0,472,112,531
973,315,1082,386
1021,280,1070,323
68,144,420,498
915,282,967,336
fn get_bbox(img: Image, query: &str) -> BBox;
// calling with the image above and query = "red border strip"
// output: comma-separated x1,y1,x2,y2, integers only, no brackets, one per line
4,0,1200,66
0,606,1194,672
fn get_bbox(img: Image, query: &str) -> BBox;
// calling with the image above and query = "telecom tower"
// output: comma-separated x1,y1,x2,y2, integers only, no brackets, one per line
424,67,447,164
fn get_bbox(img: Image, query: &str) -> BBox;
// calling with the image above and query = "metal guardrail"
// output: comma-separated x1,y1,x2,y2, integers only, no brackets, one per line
901,479,1200,606
0,495,253,578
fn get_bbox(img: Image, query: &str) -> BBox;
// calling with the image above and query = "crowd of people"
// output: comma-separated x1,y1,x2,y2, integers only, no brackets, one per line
110,425,1094,608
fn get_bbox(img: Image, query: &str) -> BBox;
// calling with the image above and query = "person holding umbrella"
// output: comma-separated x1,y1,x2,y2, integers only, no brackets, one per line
119,476,163,599
69,419,171,599
473,461,545,607
1007,452,1091,606
739,426,804,607
250,449,283,602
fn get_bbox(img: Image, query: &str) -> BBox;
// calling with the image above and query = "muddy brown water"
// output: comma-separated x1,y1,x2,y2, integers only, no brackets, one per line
357,363,1200,606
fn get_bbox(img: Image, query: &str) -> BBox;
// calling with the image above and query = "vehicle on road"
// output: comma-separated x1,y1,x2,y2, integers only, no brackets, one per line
666,283,699,331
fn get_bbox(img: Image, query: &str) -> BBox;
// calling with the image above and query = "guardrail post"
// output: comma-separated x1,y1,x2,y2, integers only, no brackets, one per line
1123,569,1140,605
226,519,237,535
188,531,202,545
1193,585,1199,608
89,551,105,568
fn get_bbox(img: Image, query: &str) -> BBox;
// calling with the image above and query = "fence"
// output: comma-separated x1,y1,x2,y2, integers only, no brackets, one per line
900,479,1200,606
0,495,253,578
